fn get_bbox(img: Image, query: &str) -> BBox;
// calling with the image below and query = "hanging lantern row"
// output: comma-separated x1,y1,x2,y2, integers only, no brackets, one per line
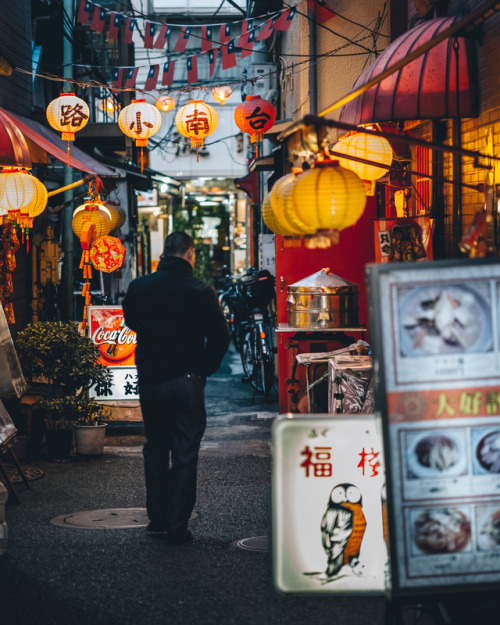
0,167,48,250
262,158,367,249
46,91,278,165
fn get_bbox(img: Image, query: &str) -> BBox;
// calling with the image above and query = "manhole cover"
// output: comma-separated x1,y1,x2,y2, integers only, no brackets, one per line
50,508,198,529
232,535,269,552
51,508,149,529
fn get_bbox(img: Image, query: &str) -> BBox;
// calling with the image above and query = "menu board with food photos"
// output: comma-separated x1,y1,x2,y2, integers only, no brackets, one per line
367,257,500,594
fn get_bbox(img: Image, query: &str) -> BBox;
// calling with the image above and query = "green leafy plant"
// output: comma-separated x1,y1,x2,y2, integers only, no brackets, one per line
15,321,112,430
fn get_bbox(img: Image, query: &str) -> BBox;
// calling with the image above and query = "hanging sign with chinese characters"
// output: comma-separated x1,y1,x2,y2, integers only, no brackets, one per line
367,257,500,594
272,413,387,594
87,306,138,401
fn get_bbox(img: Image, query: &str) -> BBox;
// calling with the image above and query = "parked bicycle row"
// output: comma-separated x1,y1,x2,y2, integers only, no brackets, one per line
216,266,277,397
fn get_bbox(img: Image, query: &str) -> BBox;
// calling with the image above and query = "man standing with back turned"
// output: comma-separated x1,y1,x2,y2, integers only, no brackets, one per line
123,231,230,544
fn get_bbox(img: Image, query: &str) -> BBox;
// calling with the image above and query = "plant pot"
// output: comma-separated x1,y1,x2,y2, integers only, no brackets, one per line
45,428,74,459
74,423,108,457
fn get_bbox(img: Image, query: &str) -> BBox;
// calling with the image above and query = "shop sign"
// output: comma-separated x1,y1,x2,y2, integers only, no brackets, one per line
272,413,387,594
367,258,500,593
88,306,138,401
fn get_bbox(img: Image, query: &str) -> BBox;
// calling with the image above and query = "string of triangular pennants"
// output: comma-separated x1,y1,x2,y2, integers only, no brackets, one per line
76,0,296,90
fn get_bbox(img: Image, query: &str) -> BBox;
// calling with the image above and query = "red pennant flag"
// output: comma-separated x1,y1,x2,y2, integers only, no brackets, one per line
273,7,296,32
238,19,255,59
123,67,139,89
124,17,136,44
306,0,336,24
90,5,106,34
153,24,173,49
201,25,214,53
77,0,92,26
144,64,160,91
220,23,236,70
173,26,192,53
187,56,198,84
111,67,124,93
256,15,279,41
204,48,218,78
108,12,122,40
144,22,158,49
161,60,176,86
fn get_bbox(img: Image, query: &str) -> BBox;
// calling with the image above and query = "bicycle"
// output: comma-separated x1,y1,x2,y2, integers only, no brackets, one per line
238,270,276,397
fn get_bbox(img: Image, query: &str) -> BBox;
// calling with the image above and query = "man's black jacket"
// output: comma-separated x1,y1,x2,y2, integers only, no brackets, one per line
122,255,230,386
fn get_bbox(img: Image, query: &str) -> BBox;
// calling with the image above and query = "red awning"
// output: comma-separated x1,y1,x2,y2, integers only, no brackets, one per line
339,16,477,126
0,108,118,177
0,109,31,168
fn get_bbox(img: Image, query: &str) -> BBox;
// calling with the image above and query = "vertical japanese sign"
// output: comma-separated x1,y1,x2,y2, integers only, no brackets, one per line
367,258,500,593
272,414,387,594
88,306,139,401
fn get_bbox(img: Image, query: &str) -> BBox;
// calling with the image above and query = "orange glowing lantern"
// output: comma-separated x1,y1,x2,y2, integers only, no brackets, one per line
118,99,162,171
90,235,126,273
175,100,218,161
101,96,119,115
211,86,233,105
72,201,113,239
0,168,48,247
46,93,90,164
155,95,176,113
104,203,126,232
234,95,276,151
331,131,393,181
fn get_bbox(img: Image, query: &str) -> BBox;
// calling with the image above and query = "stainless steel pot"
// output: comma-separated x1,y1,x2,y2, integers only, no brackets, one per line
287,268,359,328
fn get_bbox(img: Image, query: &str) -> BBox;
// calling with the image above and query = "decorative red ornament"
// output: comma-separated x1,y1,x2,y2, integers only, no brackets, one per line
90,235,126,273
234,95,276,148
79,221,97,330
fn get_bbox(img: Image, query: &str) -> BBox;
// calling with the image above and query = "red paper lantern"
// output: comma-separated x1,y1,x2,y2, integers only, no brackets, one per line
90,235,126,273
234,95,276,143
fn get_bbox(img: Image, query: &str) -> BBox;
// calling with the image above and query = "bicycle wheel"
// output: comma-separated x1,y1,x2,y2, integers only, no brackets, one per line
240,326,255,381
221,297,241,352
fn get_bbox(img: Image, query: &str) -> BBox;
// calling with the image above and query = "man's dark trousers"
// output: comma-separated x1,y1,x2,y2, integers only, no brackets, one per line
139,373,206,535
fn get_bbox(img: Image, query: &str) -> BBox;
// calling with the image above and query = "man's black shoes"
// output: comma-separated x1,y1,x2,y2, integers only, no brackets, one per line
146,523,192,545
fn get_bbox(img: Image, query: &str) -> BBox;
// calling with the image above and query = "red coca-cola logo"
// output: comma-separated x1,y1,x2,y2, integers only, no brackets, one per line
92,317,136,362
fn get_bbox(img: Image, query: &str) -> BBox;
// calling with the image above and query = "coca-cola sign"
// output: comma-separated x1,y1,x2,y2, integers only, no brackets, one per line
88,306,136,367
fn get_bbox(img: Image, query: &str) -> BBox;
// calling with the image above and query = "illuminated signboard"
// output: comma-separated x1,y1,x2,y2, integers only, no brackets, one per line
367,257,500,594
88,306,138,401
272,414,387,594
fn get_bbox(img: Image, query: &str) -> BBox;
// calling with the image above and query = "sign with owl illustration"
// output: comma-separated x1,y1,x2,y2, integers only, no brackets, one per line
272,413,387,594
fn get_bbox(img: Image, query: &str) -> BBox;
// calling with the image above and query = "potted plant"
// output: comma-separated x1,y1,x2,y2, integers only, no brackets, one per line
15,321,112,459
73,395,111,457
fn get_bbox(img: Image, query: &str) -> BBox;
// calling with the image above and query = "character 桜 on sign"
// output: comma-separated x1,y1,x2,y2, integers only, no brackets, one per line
321,484,366,578
358,447,381,477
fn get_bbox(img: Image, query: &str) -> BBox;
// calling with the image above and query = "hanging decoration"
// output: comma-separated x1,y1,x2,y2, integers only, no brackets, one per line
175,100,218,161
155,95,176,113
0,223,20,324
104,203,127,232
234,95,276,155
46,93,90,164
72,201,113,239
118,99,162,172
282,158,367,248
211,86,233,105
331,131,393,182
79,221,97,329
100,96,120,115
90,235,127,273
0,168,48,248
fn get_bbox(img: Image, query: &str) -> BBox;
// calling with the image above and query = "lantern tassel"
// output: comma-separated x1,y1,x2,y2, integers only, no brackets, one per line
141,148,144,173
67,142,70,166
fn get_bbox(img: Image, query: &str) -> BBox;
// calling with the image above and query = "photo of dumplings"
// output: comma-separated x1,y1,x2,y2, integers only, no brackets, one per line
413,508,471,554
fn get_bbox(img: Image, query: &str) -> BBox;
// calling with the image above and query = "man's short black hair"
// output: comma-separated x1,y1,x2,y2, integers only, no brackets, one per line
163,231,194,257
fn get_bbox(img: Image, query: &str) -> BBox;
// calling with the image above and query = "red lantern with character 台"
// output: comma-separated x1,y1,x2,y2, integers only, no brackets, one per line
234,95,276,155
